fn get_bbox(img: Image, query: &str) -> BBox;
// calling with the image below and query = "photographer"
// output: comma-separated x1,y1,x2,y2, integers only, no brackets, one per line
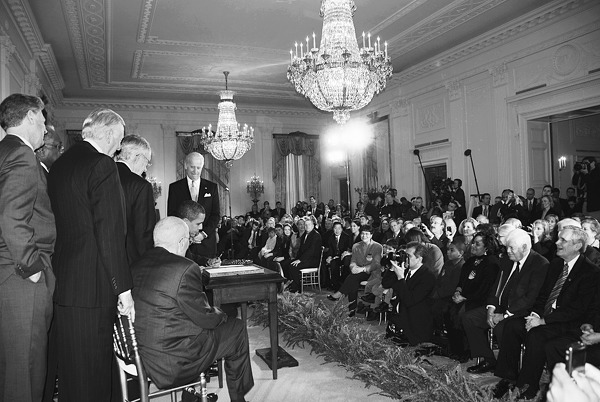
581,157,600,220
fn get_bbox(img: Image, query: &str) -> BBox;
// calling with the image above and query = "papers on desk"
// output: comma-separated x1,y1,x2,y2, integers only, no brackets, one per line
204,265,264,278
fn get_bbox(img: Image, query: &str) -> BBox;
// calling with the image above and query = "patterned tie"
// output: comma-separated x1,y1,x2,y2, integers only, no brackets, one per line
405,269,412,282
544,262,569,316
483,205,488,217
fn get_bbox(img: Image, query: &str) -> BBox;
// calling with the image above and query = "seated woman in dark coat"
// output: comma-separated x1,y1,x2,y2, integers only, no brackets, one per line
531,219,556,261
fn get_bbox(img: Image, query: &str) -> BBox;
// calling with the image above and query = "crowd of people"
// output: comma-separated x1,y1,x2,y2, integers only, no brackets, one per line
2,91,600,402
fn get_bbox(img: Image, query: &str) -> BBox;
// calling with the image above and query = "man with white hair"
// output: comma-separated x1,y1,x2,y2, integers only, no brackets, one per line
115,134,156,265
48,108,134,401
493,226,600,399
462,229,549,374
167,152,220,260
132,217,253,402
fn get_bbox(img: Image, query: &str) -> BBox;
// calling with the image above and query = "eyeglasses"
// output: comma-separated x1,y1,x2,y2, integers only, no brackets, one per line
138,154,152,167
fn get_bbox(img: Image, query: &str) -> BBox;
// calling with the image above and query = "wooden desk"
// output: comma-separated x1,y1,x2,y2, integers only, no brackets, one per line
202,268,284,379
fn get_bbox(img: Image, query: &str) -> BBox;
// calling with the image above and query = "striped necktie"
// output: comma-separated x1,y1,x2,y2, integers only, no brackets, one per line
544,262,569,316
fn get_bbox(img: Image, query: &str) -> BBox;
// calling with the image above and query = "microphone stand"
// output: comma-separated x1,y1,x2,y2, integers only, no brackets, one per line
413,149,432,202
225,186,234,260
464,149,482,201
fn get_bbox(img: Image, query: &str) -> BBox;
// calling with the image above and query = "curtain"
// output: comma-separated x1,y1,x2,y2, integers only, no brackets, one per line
175,133,229,217
272,132,320,211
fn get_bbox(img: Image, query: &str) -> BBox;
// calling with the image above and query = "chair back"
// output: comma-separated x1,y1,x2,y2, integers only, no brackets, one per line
113,314,150,402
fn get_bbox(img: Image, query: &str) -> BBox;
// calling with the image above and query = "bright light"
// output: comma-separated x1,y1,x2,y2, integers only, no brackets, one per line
326,149,346,164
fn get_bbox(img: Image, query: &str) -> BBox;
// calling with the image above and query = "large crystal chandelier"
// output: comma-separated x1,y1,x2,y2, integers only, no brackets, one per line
199,71,254,164
287,0,393,125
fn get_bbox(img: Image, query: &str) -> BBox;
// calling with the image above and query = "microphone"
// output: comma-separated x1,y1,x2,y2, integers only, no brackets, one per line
413,149,420,156
464,149,472,156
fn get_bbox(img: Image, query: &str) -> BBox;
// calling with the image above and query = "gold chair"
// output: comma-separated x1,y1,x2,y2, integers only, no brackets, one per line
299,247,325,293
112,313,221,402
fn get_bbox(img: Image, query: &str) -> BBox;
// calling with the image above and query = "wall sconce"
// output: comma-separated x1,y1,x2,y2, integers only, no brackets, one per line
558,156,567,171
246,174,264,205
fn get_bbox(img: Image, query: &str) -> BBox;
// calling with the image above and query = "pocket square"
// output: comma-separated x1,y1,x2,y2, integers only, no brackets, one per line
204,193,212,197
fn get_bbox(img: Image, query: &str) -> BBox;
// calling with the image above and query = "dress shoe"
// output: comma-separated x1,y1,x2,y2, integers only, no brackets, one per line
373,302,390,313
492,379,515,399
327,294,340,301
356,303,369,314
360,293,376,303
366,310,379,321
517,385,539,400
466,360,496,374
348,310,356,318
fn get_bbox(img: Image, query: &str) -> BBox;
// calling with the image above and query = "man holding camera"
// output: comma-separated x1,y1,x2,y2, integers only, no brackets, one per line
580,157,600,220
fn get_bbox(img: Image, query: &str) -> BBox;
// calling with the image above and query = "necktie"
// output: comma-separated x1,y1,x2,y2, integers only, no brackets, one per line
191,181,197,202
483,205,488,217
544,262,569,316
405,269,412,282
499,262,520,309
335,235,339,251
528,200,533,212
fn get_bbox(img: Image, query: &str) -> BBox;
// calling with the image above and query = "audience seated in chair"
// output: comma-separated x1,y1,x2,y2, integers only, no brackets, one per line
280,216,322,293
325,221,353,292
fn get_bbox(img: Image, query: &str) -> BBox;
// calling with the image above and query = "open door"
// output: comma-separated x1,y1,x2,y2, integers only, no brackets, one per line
527,120,552,191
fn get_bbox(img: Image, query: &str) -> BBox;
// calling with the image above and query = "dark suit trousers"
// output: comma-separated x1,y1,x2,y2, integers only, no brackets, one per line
53,304,118,402
339,271,371,307
0,270,54,402
211,319,254,401
495,317,527,381
329,256,351,291
544,335,600,373
461,307,507,362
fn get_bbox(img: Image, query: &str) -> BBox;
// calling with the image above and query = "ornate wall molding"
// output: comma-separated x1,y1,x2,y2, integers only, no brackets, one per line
489,61,508,87
444,79,462,101
0,36,16,66
391,98,410,117
416,100,445,133
24,71,41,95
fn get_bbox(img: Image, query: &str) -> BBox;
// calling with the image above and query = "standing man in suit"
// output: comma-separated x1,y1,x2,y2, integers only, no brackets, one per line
0,94,56,402
132,217,253,402
35,125,63,173
493,226,600,399
471,193,492,220
167,152,219,260
47,108,134,402
115,135,156,265
462,229,549,374
281,216,322,293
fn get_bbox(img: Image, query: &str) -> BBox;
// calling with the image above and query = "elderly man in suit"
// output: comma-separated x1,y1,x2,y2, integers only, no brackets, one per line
281,216,322,293
493,226,600,399
115,134,156,265
0,94,56,402
47,108,134,402
167,152,220,260
132,216,253,402
462,229,549,374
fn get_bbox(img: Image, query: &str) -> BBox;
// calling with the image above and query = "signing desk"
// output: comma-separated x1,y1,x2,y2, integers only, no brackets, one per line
202,266,284,379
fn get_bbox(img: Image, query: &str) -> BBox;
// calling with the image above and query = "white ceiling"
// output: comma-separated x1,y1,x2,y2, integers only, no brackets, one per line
24,0,551,110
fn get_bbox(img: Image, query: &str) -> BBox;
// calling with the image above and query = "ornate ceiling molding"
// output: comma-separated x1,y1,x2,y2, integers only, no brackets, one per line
395,0,593,85
370,0,430,34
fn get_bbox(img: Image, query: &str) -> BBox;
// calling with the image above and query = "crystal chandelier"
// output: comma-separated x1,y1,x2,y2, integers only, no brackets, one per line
199,71,254,164
287,0,393,125
246,174,265,205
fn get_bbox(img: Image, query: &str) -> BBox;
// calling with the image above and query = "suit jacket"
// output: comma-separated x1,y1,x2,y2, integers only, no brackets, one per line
131,247,227,388
0,135,56,283
116,162,156,265
487,251,549,316
326,232,352,259
471,204,491,219
48,141,131,307
531,255,600,327
295,229,322,268
386,265,436,345
458,254,501,311
167,177,220,258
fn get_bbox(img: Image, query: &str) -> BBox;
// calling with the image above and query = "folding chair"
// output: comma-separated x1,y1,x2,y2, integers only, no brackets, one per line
299,247,325,293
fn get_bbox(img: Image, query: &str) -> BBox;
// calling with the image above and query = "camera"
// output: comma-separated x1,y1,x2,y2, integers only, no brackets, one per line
574,161,590,172
565,341,586,376
387,246,409,268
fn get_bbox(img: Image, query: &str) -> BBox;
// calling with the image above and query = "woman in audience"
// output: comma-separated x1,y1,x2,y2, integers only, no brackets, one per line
290,218,306,259
270,223,293,272
535,195,560,221
354,201,365,219
373,219,391,244
531,219,556,260
458,217,478,246
348,219,362,245
545,213,560,241
404,228,444,277
581,217,600,266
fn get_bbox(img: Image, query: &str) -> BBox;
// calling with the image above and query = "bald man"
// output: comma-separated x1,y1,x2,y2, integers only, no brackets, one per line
167,152,220,260
131,217,253,402
462,229,549,374
35,125,63,172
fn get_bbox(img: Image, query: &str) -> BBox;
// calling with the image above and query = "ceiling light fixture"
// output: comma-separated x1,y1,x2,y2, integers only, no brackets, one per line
199,71,254,165
287,0,393,125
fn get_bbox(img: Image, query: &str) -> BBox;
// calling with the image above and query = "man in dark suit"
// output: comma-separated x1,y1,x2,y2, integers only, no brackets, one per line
272,201,286,221
522,188,539,225
132,216,253,402
325,221,352,291
493,226,600,399
383,241,437,345
462,229,549,374
47,108,134,402
167,152,219,259
35,125,63,173
115,135,156,265
281,216,322,293
471,193,492,220
0,94,56,402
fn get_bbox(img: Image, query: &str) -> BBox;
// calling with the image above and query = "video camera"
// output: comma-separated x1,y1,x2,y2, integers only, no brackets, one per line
386,245,410,268
574,161,590,172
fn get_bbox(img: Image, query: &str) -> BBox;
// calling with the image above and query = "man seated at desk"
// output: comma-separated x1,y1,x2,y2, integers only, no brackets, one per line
131,217,254,402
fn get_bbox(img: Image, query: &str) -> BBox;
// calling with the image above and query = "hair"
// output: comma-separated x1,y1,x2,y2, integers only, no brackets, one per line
532,219,552,242
0,93,44,130
115,135,151,162
505,228,532,250
562,226,588,253
267,227,276,235
405,241,426,259
184,152,204,168
359,224,373,234
504,218,523,229
582,218,600,238
404,227,430,244
458,217,478,234
583,156,597,164
448,238,466,254
332,221,343,229
543,184,553,192
541,195,554,209
475,223,496,237
454,178,462,187
153,217,188,249
177,200,206,221
81,108,125,140
482,192,491,199
474,231,499,255
545,213,559,223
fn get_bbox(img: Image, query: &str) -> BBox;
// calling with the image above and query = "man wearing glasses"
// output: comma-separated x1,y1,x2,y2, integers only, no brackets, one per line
35,125,63,172
115,134,156,265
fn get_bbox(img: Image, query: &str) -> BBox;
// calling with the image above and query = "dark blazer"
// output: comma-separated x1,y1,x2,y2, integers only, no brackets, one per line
116,162,156,265
471,204,491,219
48,141,131,307
0,135,56,282
131,247,227,388
326,231,352,259
487,251,549,317
457,254,501,312
295,229,322,268
386,265,437,345
167,177,220,258
532,255,600,326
